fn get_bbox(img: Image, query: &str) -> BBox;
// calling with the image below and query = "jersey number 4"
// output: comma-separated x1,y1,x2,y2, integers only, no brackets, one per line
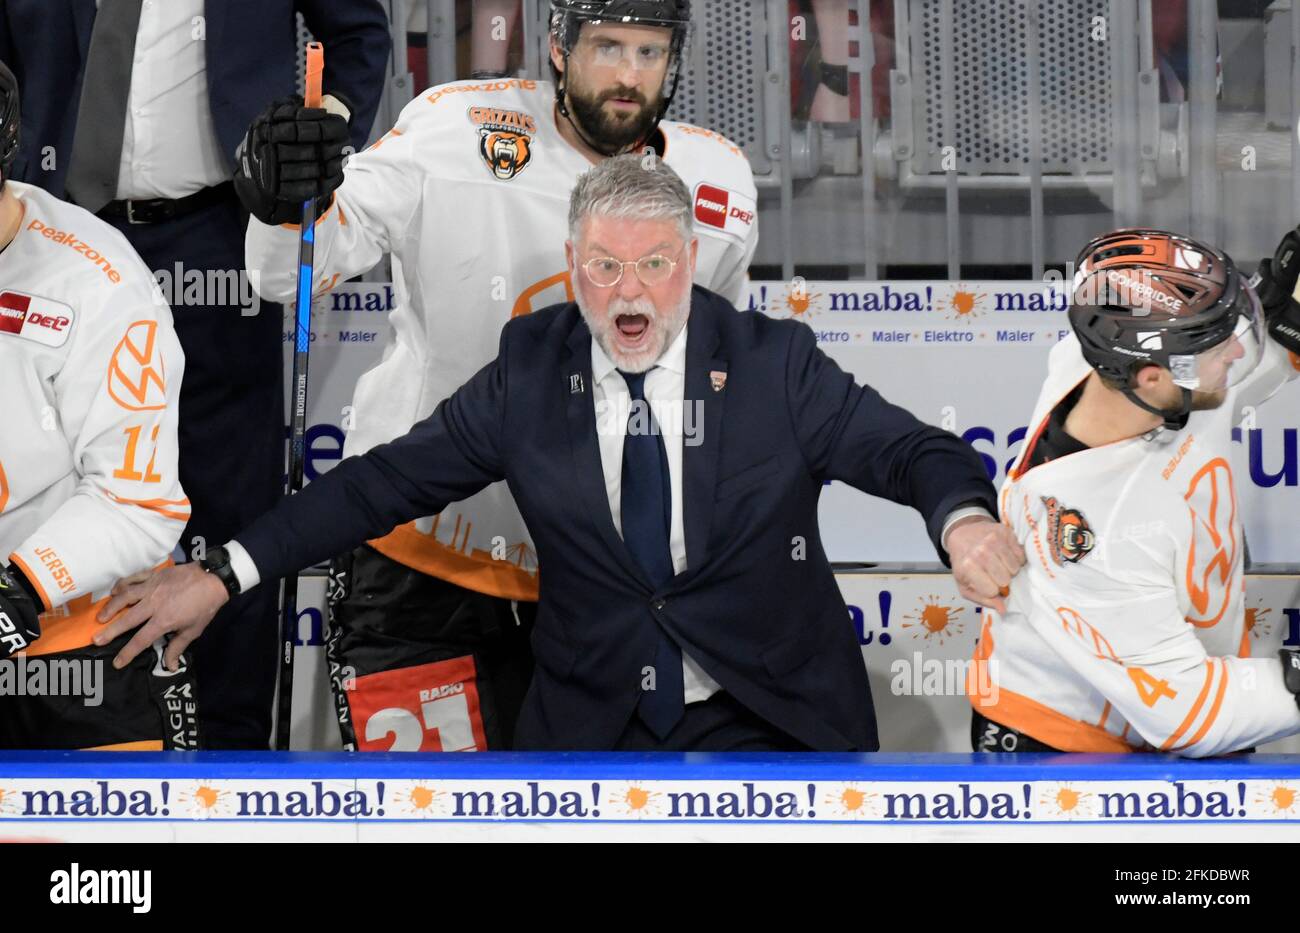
1128,666,1178,707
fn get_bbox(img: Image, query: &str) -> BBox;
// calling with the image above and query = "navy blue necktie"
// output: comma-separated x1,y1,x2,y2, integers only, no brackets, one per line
619,369,684,738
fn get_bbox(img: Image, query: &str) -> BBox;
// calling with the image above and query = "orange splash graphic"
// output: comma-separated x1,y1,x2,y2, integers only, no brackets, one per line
941,284,988,320
610,784,661,817
822,784,877,818
902,596,965,645
1256,785,1298,815
783,284,823,317
397,784,444,816
179,783,229,817
1039,784,1090,817
1244,604,1272,639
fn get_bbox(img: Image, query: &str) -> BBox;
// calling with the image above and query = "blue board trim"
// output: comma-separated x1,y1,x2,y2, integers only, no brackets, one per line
0,751,1296,781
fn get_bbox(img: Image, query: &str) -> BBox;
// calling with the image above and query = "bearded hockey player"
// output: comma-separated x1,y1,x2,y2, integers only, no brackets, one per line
233,1,758,751
0,62,196,749
970,229,1300,756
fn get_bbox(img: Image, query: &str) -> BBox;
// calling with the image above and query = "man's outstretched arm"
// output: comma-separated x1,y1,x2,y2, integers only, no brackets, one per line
94,341,511,669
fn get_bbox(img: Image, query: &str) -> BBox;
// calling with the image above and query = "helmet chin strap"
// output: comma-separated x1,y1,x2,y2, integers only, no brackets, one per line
1122,384,1193,435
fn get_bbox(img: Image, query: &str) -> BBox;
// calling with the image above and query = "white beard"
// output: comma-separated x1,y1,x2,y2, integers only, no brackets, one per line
576,279,692,373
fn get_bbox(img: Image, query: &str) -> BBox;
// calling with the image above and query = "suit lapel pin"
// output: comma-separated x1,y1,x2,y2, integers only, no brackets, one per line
569,372,584,394
709,370,727,392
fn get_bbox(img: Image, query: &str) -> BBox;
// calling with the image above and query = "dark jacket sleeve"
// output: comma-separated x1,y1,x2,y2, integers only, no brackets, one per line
236,330,509,583
295,0,391,147
0,5,14,71
784,321,996,561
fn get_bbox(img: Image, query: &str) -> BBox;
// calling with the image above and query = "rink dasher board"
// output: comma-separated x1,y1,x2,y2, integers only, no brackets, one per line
0,753,1298,841
294,281,1300,566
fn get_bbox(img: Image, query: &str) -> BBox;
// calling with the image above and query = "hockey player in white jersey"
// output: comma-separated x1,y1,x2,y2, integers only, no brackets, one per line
232,1,758,750
971,228,1300,756
0,62,197,749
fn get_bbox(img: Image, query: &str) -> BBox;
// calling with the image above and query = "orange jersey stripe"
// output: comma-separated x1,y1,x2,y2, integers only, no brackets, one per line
971,685,1137,753
369,521,539,602
1161,661,1216,751
26,593,110,656
85,740,164,751
1175,661,1229,752
105,492,191,522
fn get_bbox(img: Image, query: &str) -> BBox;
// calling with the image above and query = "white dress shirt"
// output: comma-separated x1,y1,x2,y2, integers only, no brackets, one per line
113,0,231,199
589,324,724,705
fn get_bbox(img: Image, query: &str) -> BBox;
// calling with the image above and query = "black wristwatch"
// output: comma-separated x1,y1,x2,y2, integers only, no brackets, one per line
200,545,241,597
1281,649,1300,712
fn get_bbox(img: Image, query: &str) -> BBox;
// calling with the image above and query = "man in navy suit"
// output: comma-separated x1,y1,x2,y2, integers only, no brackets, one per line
0,0,390,748
98,155,1024,752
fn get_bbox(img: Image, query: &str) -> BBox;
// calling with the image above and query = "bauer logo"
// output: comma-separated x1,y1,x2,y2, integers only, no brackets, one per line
693,183,755,241
0,291,74,348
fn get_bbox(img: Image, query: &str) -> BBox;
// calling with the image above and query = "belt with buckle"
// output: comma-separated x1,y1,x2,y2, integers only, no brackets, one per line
99,181,233,225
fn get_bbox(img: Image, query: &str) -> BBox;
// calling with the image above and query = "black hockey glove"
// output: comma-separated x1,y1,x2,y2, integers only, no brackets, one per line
1252,227,1300,355
0,563,40,657
234,95,349,226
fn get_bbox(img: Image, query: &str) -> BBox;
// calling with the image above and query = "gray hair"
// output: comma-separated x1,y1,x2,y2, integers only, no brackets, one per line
567,153,693,244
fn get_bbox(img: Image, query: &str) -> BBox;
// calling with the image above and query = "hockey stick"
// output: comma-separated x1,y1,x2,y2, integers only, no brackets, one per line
275,41,325,751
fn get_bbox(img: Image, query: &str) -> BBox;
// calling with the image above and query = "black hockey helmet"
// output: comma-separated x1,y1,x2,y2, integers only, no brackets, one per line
1069,228,1262,431
549,0,691,155
0,60,19,188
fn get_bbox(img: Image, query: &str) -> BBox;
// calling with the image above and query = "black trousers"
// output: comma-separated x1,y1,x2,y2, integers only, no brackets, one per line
0,629,199,750
614,691,809,751
970,710,1062,753
326,545,537,751
105,191,283,749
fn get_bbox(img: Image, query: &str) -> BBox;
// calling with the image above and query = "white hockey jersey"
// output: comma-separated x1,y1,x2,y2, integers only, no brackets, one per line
0,182,187,648
246,77,759,601
971,332,1300,756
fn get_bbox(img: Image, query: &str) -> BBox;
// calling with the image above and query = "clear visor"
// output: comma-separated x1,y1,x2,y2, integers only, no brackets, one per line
1167,281,1264,392
574,35,673,71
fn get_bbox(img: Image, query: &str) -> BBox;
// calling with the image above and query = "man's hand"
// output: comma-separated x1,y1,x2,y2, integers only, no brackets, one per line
946,516,1025,613
94,564,230,671
233,94,349,225
1253,228,1300,356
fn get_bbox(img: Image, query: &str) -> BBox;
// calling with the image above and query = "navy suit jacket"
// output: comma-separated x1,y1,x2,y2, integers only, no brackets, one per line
237,287,998,751
0,0,391,195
